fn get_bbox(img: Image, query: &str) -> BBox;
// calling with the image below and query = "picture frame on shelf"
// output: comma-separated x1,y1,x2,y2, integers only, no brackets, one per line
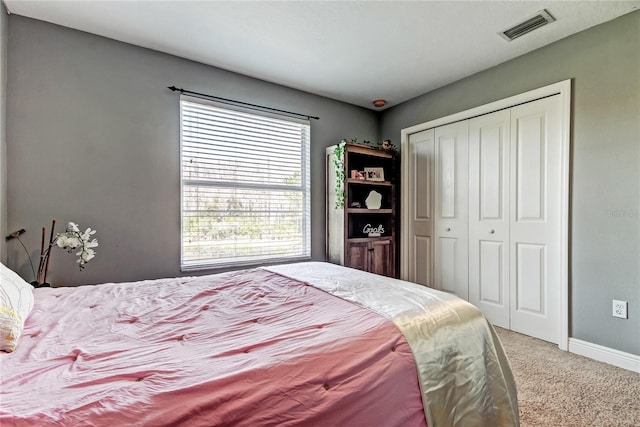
351,170,366,180
364,167,385,182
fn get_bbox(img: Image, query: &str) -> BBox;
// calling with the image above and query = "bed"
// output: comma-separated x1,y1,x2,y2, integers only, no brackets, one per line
1,261,519,426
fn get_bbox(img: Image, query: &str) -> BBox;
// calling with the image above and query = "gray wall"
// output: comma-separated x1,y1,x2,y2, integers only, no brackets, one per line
0,5,7,261
6,16,378,285
380,11,640,355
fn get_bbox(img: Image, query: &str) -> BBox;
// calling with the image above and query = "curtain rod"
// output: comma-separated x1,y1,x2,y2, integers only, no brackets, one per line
168,86,319,121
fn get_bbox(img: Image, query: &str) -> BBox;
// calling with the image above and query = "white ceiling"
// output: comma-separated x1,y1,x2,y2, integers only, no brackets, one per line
5,0,640,110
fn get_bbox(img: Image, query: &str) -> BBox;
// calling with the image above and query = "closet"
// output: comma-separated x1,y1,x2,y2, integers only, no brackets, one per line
401,82,569,345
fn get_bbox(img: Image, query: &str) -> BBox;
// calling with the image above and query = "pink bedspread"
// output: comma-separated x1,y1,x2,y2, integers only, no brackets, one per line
1,269,427,426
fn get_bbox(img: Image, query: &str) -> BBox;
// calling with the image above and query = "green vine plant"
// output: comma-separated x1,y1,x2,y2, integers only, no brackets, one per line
333,139,347,209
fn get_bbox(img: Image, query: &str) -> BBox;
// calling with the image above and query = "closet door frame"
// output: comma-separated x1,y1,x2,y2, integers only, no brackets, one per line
401,79,571,350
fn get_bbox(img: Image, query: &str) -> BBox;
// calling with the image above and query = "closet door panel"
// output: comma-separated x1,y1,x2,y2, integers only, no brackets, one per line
439,138,457,218
434,121,469,300
515,115,545,221
510,96,562,343
515,243,546,313
406,129,435,286
480,129,503,219
469,110,510,327
439,237,458,294
479,241,504,303
414,236,432,287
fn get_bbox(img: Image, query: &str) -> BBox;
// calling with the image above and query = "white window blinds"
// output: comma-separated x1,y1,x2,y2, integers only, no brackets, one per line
180,97,311,270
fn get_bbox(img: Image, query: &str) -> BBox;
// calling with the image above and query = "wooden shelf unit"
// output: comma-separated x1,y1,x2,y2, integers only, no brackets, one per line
326,143,398,278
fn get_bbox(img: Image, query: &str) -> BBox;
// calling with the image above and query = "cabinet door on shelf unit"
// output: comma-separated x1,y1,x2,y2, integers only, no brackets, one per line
369,239,394,277
346,241,369,272
345,239,394,277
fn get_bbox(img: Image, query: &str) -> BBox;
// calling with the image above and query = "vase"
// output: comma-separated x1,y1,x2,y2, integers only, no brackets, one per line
30,281,51,288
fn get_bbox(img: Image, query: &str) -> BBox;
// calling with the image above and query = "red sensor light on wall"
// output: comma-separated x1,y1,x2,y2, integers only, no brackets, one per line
372,99,386,108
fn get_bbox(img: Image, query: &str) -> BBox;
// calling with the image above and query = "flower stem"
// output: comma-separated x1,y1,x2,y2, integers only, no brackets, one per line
15,236,37,283
37,227,45,284
42,219,56,285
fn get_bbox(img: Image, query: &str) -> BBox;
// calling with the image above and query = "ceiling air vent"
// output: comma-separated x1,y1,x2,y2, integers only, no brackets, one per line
500,9,555,42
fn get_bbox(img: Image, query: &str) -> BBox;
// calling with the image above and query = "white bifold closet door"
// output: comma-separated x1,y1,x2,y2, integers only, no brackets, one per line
468,109,511,329
405,129,435,287
508,96,562,343
468,96,562,343
434,122,469,300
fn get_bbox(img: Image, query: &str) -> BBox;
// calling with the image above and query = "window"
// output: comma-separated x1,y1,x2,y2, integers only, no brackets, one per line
180,97,311,270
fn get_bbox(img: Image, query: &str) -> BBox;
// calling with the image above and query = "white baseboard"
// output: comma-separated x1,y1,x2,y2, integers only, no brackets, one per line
568,338,640,373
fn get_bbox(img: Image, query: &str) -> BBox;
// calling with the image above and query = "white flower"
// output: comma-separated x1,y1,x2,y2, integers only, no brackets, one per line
84,250,95,261
64,236,81,249
52,221,99,271
56,235,69,248
79,248,95,263
81,228,96,241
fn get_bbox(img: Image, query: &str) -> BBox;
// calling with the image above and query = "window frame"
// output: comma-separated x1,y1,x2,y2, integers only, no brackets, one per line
179,95,311,271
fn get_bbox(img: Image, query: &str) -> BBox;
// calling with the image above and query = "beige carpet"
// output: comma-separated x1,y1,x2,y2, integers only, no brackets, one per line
495,327,640,426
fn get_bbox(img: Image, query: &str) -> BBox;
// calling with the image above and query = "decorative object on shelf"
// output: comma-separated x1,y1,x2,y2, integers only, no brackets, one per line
350,170,365,180
381,139,397,152
332,140,347,209
365,190,382,209
363,223,385,237
5,220,99,288
350,201,362,208
364,167,385,182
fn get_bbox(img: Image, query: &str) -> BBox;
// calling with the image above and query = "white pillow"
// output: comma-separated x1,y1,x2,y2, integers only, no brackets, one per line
1,262,35,352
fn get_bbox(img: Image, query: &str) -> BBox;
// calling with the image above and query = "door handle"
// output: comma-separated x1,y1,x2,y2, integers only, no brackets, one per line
489,229,495,234
445,227,451,232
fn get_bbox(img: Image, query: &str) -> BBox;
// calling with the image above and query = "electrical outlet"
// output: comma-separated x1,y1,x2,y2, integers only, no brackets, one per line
612,300,628,319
